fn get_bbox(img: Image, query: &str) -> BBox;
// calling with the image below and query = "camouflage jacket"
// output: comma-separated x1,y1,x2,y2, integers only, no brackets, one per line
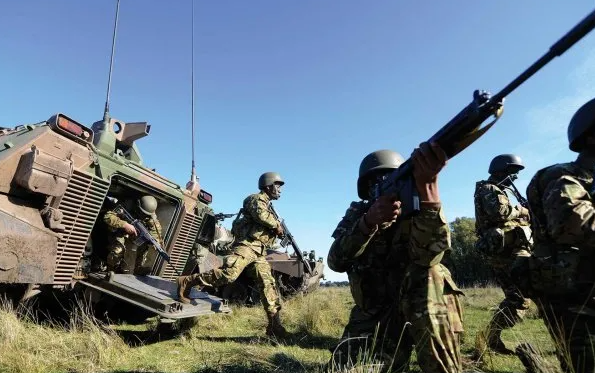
526,158,595,291
232,191,280,254
103,209,163,248
474,179,529,233
328,201,453,313
474,179,532,259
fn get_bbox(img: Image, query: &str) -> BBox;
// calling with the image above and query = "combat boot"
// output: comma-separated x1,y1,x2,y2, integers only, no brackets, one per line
486,329,515,355
176,274,202,304
266,311,288,338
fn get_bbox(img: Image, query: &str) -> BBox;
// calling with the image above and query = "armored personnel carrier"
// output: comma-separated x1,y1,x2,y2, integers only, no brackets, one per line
194,217,325,305
0,113,230,323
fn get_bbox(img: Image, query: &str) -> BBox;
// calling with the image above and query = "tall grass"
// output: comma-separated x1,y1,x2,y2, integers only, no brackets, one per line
0,298,127,373
0,287,565,373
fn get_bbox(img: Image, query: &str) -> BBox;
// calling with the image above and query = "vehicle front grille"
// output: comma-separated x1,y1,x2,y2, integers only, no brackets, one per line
162,212,202,280
53,170,110,285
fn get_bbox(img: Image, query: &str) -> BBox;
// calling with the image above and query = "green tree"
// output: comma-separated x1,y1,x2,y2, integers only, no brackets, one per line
445,217,493,286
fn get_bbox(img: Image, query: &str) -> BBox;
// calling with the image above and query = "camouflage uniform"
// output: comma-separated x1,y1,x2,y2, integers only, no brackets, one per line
474,178,532,349
328,201,464,373
185,191,281,315
103,208,163,274
526,158,595,373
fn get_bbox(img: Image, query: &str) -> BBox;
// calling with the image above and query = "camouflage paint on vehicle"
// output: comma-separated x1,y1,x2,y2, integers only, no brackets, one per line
0,113,229,320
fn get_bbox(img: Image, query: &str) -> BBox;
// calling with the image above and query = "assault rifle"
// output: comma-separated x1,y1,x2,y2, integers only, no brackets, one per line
110,201,181,276
372,9,595,216
214,212,237,222
500,176,530,210
268,203,313,275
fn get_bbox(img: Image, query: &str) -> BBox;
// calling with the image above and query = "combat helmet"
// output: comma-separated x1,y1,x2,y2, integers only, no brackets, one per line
568,98,595,152
488,154,525,175
138,195,158,216
357,150,404,200
258,172,284,190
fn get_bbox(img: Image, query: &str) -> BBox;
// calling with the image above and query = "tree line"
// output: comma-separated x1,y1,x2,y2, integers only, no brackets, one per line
444,217,493,287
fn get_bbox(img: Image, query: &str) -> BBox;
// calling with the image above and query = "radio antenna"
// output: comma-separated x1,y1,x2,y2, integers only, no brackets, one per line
186,0,200,194
103,0,121,125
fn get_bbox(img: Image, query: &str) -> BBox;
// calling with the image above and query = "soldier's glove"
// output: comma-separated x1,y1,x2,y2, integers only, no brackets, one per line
275,224,285,237
365,195,401,227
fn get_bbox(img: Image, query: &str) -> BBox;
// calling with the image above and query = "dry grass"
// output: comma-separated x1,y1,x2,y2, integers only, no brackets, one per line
0,286,563,373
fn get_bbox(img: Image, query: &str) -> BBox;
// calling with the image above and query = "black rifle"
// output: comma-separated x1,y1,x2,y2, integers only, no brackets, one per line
500,176,530,210
214,212,237,222
112,204,181,276
372,9,595,216
268,204,313,275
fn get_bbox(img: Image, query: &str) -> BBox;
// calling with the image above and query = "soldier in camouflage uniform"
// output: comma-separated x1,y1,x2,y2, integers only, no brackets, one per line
328,143,464,373
176,172,287,337
526,98,595,373
103,195,163,274
473,154,533,354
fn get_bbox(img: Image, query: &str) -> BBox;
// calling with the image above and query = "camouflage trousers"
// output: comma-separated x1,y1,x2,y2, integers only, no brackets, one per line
330,303,411,373
401,264,464,373
331,265,464,373
486,257,530,342
535,296,595,373
194,244,281,314
106,237,151,274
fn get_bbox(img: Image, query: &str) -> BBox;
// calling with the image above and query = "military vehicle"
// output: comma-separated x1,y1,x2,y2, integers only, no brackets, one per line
0,0,236,329
0,112,231,325
193,215,325,305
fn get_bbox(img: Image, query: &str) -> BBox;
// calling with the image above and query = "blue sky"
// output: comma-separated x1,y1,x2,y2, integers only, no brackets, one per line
1,1,595,282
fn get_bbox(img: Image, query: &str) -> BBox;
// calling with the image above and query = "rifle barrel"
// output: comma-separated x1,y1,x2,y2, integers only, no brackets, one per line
494,8,595,102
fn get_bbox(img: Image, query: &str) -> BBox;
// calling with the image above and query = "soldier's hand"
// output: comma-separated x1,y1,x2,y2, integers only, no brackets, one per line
411,142,448,184
275,224,285,237
519,206,530,220
365,195,401,226
123,223,138,236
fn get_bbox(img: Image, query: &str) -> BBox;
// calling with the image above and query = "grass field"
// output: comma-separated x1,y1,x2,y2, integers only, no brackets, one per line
0,286,560,373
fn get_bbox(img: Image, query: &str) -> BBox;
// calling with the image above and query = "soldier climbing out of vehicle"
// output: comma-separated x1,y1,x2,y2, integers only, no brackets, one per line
176,172,289,337
102,195,164,275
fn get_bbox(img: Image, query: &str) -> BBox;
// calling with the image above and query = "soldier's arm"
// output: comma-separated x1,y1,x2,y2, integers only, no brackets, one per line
103,210,127,229
408,202,451,266
246,196,279,229
480,185,523,223
146,217,165,247
327,202,376,273
543,176,595,246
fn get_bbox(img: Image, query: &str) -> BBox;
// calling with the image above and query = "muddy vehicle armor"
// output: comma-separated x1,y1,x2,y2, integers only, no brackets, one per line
0,113,230,324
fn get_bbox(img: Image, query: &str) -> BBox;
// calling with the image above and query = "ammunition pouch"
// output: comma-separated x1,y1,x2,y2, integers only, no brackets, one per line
475,228,505,257
513,225,533,248
528,245,580,297
476,226,532,258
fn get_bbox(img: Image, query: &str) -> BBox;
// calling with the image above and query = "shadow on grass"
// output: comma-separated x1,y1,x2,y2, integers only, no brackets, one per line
195,330,337,350
114,327,180,347
186,352,321,373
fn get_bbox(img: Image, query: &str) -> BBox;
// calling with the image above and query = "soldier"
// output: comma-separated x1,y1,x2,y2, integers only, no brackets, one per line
328,144,464,373
473,154,533,354
526,98,595,373
176,172,287,337
103,195,163,274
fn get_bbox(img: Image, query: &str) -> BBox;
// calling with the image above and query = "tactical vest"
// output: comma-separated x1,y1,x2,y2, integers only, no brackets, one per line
473,180,531,258
526,162,594,297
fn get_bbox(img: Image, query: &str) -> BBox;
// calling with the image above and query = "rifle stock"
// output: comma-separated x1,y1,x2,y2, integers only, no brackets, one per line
373,9,595,216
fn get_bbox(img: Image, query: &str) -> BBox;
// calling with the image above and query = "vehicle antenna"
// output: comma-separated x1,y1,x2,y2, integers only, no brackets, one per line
103,0,120,126
186,0,200,194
